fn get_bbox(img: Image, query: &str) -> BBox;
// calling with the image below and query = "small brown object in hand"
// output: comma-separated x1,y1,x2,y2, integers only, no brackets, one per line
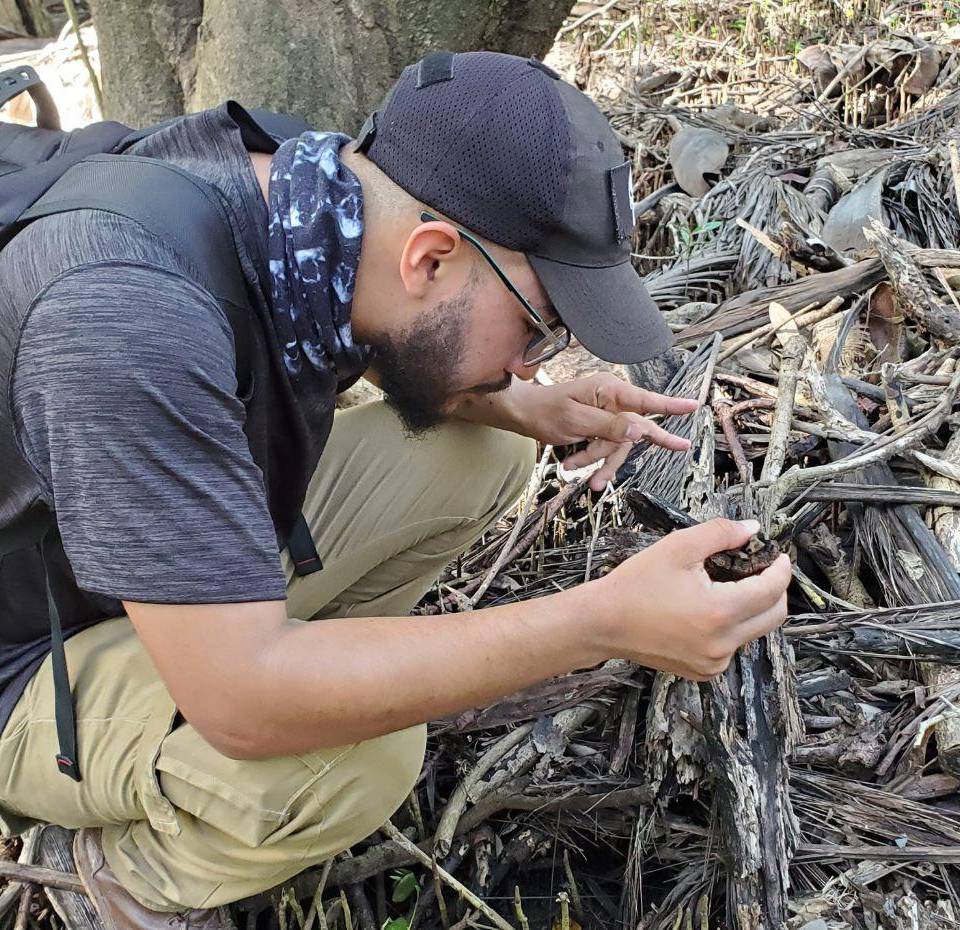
703,532,781,581
604,490,782,581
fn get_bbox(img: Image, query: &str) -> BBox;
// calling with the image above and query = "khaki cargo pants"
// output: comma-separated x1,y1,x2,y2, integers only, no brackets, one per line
0,401,535,912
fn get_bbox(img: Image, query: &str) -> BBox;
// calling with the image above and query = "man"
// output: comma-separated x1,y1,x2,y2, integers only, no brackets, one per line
0,51,791,927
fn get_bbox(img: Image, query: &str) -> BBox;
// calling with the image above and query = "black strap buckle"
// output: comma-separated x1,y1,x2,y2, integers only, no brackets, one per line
57,754,82,781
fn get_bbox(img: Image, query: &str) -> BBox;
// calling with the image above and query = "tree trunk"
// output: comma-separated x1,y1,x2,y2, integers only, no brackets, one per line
8,0,54,36
0,0,27,36
89,0,575,131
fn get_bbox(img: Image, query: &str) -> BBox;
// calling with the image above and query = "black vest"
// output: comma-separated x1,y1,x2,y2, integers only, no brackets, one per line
0,103,332,779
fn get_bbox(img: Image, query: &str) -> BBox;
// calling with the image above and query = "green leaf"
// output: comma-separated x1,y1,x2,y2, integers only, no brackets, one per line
381,919,410,930
391,871,419,904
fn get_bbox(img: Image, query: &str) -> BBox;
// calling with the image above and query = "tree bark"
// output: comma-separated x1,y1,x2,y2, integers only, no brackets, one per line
89,0,575,131
12,0,53,36
0,0,27,36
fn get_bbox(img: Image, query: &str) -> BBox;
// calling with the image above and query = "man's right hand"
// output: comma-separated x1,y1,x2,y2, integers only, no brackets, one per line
590,518,792,680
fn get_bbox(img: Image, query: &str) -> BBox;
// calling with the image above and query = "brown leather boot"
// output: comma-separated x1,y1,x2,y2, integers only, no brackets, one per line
74,828,237,929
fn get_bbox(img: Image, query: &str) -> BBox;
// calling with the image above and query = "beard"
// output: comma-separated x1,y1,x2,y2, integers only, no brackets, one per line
366,287,511,437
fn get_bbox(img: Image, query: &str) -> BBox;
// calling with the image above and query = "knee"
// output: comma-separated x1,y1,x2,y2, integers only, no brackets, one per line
496,430,538,508
279,723,427,851
466,426,536,516
349,723,427,835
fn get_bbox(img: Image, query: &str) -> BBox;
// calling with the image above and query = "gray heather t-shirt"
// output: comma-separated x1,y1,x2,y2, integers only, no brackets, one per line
0,108,294,730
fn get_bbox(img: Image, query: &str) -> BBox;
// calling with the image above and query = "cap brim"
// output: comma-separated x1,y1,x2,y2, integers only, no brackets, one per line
528,255,674,364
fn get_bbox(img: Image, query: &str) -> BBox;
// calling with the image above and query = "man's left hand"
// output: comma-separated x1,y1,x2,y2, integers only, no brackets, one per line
516,373,699,492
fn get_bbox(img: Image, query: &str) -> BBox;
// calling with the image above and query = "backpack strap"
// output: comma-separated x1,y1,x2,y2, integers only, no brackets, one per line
0,507,81,779
20,153,255,390
44,550,81,781
9,153,323,777
20,154,250,306
20,154,323,564
287,513,323,576
0,65,60,131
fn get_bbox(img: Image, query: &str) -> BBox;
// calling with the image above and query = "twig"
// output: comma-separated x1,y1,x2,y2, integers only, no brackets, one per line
13,884,33,930
558,891,571,930
816,43,873,104
766,368,960,505
432,854,451,930
0,862,84,893
716,297,842,363
759,333,804,485
61,0,103,116
302,859,334,930
583,479,615,582
562,850,583,921
0,828,40,919
513,888,530,930
735,218,786,261
434,722,535,858
380,822,516,930
713,397,752,484
558,0,622,35
467,445,552,607
949,140,960,211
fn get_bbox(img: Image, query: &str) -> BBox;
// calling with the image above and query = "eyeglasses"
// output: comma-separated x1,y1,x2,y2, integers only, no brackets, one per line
419,211,571,366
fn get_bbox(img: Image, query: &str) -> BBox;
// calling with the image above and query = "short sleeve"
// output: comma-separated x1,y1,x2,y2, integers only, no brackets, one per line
10,262,288,604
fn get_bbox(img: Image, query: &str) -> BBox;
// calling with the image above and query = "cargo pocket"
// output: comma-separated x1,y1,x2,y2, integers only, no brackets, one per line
153,723,357,849
134,684,183,837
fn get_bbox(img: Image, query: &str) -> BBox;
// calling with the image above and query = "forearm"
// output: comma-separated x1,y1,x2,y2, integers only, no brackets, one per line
237,584,605,757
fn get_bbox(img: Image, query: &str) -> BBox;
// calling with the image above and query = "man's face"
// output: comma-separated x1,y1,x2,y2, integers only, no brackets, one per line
366,254,558,435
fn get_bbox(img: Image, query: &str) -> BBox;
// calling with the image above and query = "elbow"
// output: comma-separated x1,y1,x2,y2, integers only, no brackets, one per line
182,704,276,761
209,730,272,761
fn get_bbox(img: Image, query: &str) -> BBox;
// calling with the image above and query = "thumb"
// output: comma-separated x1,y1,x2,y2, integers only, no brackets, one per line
669,517,761,564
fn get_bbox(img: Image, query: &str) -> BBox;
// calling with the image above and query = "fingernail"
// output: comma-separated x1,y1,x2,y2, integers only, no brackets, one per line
740,519,760,535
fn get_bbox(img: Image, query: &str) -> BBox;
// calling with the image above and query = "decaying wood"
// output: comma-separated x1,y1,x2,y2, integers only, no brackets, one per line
922,429,960,776
676,259,886,346
36,827,104,930
865,219,960,344
0,828,39,921
0,861,83,893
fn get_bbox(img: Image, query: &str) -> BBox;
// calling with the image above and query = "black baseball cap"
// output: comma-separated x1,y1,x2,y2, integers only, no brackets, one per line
354,50,673,365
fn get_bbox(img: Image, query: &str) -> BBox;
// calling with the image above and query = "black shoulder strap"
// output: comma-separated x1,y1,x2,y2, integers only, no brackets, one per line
112,101,310,156
15,159,253,784
20,154,249,305
19,154,254,385
228,101,310,150
0,508,80,779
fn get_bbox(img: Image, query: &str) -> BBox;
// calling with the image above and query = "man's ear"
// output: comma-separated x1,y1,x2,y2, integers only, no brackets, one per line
398,220,467,298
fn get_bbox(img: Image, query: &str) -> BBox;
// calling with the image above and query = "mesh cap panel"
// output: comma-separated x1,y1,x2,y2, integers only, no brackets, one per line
367,52,570,252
